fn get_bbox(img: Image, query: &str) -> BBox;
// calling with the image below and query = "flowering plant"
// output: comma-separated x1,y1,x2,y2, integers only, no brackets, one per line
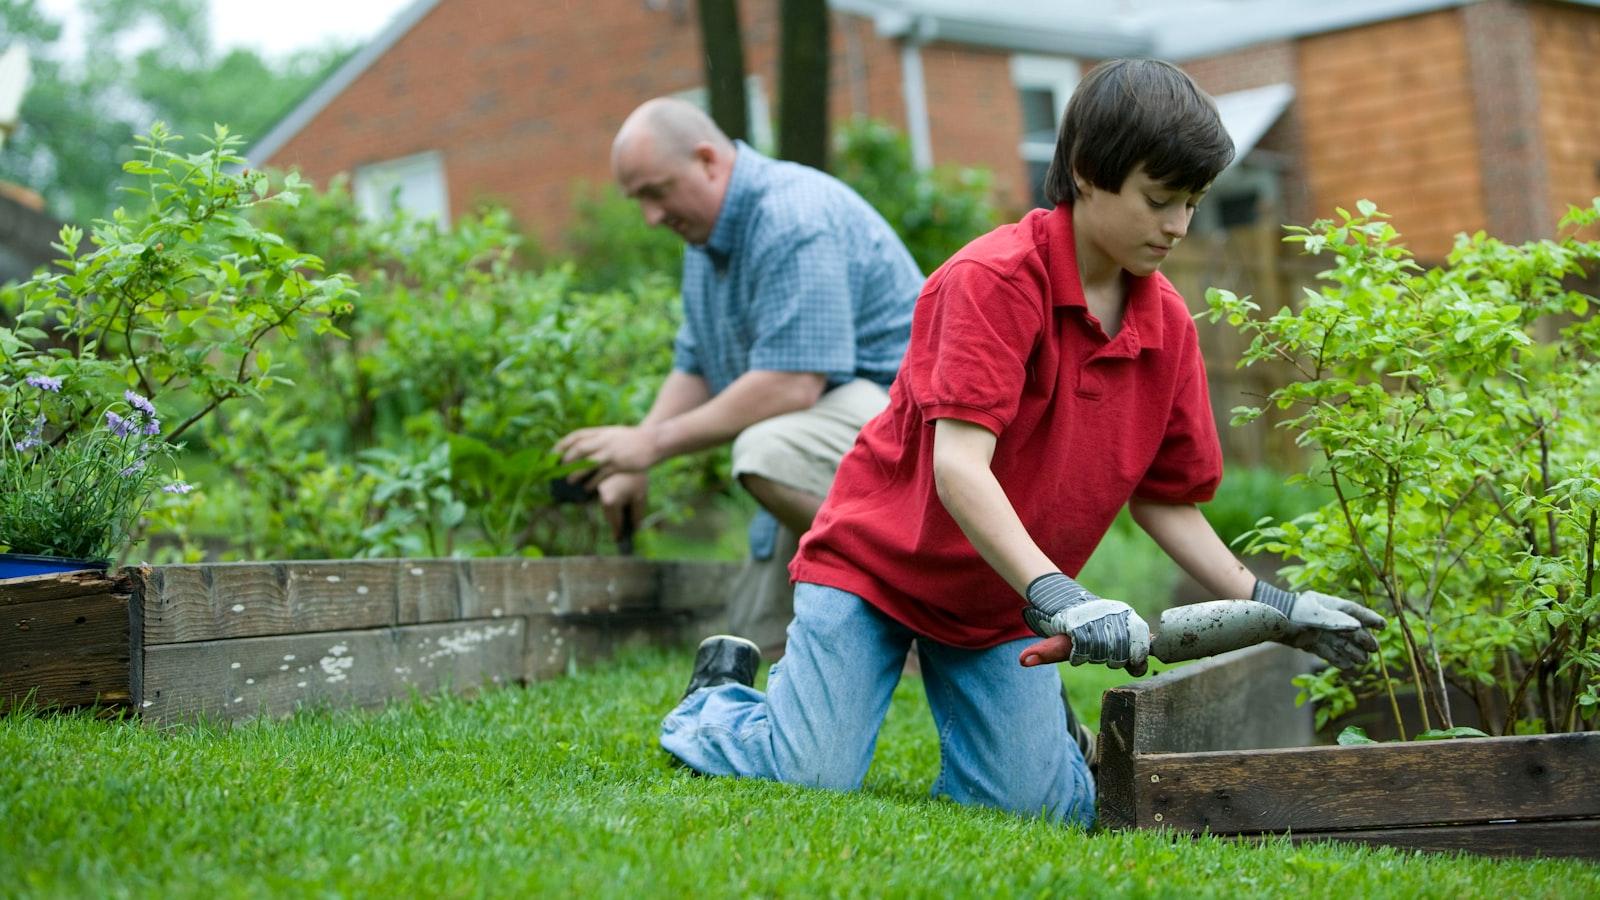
1,376,191,562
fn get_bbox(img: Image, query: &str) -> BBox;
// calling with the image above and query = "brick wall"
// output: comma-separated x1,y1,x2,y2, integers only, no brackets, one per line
1296,9,1487,260
1462,0,1549,243
1182,41,1313,226
921,42,1028,211
1531,1,1600,234
265,0,911,246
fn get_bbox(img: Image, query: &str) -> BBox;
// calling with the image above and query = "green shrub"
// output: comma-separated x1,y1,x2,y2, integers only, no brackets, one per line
1208,199,1600,737
0,124,352,564
1201,465,1333,550
189,184,719,560
833,118,999,275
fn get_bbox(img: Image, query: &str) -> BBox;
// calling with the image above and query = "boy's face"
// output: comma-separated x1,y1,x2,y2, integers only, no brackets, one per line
1074,164,1207,278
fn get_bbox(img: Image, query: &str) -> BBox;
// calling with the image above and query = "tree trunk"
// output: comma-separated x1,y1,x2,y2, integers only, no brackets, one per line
696,0,748,143
778,0,829,170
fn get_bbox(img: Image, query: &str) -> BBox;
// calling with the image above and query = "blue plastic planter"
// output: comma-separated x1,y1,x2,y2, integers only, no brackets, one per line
0,553,110,580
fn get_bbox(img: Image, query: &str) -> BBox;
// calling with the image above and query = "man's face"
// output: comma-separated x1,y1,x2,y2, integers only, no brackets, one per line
613,136,726,245
1074,164,1207,277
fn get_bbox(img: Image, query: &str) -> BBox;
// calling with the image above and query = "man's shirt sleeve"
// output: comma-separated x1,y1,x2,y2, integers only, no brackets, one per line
745,228,856,381
672,321,703,377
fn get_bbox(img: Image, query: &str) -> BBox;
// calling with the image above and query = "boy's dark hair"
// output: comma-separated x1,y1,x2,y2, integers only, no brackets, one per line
1044,58,1235,207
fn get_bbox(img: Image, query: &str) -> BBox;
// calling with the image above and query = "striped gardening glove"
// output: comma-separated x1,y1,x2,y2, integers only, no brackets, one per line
1022,572,1151,676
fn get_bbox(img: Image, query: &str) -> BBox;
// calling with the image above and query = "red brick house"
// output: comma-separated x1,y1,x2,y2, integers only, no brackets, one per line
248,0,1600,261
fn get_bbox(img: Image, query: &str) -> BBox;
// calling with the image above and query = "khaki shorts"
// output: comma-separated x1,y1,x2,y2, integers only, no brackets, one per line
729,378,890,497
725,378,891,652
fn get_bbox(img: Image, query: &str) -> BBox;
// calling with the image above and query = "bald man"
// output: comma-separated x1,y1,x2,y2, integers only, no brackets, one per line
556,98,923,653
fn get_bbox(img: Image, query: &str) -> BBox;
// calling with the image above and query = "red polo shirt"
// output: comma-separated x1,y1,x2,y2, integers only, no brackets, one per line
790,203,1222,648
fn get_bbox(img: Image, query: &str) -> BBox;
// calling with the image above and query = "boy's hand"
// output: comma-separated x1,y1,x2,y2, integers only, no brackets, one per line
1251,582,1386,670
1020,573,1150,675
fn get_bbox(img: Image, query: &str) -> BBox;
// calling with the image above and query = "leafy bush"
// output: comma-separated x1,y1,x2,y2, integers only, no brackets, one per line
1208,200,1600,737
189,182,721,560
0,124,351,564
562,182,683,292
1201,465,1333,550
832,118,999,275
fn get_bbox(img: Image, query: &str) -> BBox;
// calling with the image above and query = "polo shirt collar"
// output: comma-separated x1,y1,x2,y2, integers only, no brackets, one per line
1039,204,1165,353
703,140,762,261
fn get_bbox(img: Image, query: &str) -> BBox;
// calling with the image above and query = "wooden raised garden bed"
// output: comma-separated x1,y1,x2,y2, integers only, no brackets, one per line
1097,643,1600,859
2,558,735,723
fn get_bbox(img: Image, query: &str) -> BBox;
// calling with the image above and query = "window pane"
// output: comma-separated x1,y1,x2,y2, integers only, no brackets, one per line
1019,88,1057,144
1218,191,1260,228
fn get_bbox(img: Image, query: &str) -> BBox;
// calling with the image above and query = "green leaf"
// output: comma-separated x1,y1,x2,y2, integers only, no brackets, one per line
1414,727,1491,741
1336,726,1378,745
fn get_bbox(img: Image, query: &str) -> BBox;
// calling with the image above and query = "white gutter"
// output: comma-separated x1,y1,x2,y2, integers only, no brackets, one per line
892,16,935,172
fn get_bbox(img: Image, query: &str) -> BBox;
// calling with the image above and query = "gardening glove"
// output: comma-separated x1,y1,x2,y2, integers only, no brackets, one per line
1023,572,1151,676
1250,581,1386,670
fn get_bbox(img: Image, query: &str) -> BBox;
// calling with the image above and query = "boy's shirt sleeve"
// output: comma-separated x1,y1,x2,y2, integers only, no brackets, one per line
1135,325,1223,503
908,261,1043,436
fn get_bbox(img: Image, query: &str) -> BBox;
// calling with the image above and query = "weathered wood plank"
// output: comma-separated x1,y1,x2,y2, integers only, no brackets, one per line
658,561,738,615
394,559,466,623
457,559,562,619
1,589,132,709
1097,642,1320,828
1267,818,1600,860
141,618,526,723
1134,732,1600,833
556,557,661,615
140,561,400,643
0,569,129,605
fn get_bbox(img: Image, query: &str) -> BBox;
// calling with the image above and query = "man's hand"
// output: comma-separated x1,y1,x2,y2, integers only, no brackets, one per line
595,472,647,541
1252,582,1386,670
554,425,660,482
1018,573,1151,675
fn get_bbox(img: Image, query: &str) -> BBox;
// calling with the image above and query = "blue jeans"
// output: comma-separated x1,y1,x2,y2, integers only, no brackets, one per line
660,582,1096,826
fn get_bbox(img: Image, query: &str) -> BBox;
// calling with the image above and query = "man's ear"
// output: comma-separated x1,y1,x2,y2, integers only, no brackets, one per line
692,142,720,173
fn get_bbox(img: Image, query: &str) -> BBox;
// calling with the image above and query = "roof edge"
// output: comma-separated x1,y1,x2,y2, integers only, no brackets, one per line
244,0,443,168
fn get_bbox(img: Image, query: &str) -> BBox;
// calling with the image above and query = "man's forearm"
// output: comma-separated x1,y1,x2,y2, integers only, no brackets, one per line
1128,498,1256,600
641,370,713,427
649,369,826,461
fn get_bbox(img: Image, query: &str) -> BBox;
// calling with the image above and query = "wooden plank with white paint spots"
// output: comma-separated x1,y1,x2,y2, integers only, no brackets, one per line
457,558,562,620
140,617,526,723
556,557,661,615
139,562,400,644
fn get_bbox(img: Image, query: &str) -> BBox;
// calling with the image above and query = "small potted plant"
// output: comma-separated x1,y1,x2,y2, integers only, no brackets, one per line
1,375,191,579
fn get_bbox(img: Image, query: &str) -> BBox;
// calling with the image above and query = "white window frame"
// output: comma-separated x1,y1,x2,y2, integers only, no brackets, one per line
1010,55,1080,165
353,150,450,227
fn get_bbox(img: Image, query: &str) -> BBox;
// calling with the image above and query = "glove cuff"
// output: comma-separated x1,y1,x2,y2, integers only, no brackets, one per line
1025,572,1097,615
1251,580,1296,617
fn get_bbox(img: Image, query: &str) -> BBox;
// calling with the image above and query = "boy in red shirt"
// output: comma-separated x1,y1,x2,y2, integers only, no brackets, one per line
661,58,1384,825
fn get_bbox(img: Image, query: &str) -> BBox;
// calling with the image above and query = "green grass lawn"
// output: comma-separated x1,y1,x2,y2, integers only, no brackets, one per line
3,647,1594,898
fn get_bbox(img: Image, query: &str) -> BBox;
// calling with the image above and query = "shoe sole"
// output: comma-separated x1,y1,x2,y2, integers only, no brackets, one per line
697,634,761,654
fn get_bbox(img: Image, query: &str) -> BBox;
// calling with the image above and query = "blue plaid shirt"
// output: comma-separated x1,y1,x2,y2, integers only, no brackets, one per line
674,143,922,395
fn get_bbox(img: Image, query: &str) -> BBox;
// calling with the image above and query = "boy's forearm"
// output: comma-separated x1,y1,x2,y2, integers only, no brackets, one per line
1128,498,1256,600
931,419,1056,596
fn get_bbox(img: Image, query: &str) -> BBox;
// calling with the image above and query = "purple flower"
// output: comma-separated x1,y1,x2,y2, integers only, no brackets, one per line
26,374,62,392
119,459,147,477
13,416,44,451
125,390,158,418
104,410,136,437
144,418,162,436
163,482,195,495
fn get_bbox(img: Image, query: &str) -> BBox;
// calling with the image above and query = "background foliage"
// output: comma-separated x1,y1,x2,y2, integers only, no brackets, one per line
1210,200,1600,737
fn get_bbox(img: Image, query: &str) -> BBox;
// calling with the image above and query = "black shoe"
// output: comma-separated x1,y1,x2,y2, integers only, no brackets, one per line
682,635,762,700
1061,684,1100,776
